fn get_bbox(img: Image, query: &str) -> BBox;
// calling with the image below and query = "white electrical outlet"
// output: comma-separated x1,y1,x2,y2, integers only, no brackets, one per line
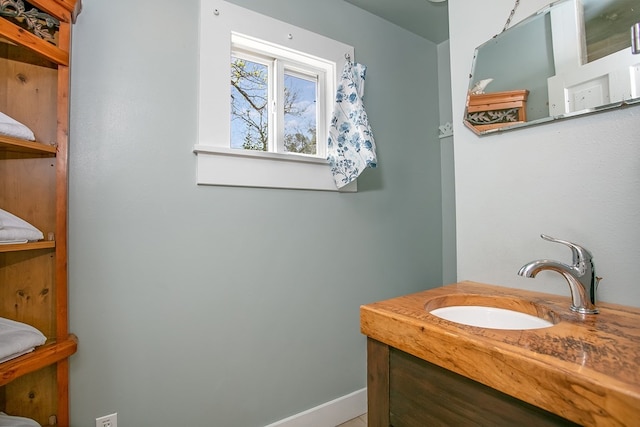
96,412,117,427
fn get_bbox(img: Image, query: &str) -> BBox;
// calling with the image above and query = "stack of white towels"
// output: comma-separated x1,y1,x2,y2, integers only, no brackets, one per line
0,318,46,426
0,412,41,427
0,317,46,364
0,208,47,361
0,209,44,244
0,112,35,141
0,113,46,427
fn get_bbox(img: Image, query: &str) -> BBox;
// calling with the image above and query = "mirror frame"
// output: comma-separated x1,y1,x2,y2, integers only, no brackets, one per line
464,0,640,136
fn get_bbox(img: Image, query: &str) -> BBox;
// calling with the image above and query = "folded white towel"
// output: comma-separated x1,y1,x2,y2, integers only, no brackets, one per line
0,412,41,427
0,208,44,243
0,317,46,364
0,112,36,141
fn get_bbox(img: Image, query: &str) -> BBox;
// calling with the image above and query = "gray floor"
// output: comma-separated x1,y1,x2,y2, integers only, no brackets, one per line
336,413,367,427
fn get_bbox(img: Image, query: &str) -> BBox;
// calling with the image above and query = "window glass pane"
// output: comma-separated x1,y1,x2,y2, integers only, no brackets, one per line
582,0,640,63
230,56,269,151
283,73,317,155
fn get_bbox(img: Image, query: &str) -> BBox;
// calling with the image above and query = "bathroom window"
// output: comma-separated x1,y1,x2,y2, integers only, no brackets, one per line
195,0,355,191
230,33,328,159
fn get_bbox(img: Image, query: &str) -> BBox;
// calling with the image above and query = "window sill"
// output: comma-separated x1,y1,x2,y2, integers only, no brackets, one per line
193,145,357,192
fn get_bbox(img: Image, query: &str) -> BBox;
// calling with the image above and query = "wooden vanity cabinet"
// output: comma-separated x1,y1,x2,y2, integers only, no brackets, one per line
367,338,578,427
0,1,81,425
363,283,640,426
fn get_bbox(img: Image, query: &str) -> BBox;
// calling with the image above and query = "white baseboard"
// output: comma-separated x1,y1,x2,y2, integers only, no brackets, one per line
264,388,367,427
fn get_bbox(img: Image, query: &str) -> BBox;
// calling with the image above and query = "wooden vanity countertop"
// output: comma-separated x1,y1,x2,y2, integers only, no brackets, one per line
360,281,640,427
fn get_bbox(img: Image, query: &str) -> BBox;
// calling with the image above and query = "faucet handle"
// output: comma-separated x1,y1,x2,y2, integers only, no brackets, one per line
540,234,593,265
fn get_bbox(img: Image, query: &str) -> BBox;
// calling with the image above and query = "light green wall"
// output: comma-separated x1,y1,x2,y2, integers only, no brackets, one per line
68,0,444,425
437,40,456,285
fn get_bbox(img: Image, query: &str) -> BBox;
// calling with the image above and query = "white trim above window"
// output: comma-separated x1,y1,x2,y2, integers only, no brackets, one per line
196,0,355,192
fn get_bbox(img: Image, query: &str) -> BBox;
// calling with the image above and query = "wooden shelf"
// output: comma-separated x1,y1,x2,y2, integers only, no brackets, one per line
0,335,77,387
466,89,529,132
0,18,68,66
1,2,80,424
0,135,57,157
0,241,55,253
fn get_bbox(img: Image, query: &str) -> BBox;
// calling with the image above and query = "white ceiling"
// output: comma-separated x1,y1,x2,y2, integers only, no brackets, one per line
344,0,449,44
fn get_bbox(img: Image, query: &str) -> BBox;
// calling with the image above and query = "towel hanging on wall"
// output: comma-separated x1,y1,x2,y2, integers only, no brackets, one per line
327,60,376,188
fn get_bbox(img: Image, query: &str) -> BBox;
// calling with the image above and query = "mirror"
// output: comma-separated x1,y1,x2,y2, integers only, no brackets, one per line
464,0,640,135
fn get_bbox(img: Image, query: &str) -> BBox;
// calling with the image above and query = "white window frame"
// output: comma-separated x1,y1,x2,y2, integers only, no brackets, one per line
230,33,329,158
196,0,356,192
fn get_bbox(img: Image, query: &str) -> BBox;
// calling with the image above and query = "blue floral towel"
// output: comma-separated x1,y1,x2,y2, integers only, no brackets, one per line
327,61,376,188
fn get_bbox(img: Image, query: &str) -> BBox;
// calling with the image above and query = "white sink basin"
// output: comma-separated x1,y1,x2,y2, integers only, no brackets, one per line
429,305,554,330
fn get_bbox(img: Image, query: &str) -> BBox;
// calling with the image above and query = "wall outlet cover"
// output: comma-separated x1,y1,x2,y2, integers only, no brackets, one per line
96,413,117,427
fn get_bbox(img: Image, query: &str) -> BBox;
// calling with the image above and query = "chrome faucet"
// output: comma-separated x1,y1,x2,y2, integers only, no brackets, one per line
518,234,601,314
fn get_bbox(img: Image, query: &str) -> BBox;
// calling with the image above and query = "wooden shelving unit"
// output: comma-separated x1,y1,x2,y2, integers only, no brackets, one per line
0,1,81,425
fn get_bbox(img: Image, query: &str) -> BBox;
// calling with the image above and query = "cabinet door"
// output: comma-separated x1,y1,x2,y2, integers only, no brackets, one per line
388,348,578,427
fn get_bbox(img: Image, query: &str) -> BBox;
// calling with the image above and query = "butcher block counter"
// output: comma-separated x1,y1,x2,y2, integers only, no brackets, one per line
360,281,640,427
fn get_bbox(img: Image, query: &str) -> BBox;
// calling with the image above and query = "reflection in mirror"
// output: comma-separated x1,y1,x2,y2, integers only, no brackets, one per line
464,0,640,135
583,0,640,62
